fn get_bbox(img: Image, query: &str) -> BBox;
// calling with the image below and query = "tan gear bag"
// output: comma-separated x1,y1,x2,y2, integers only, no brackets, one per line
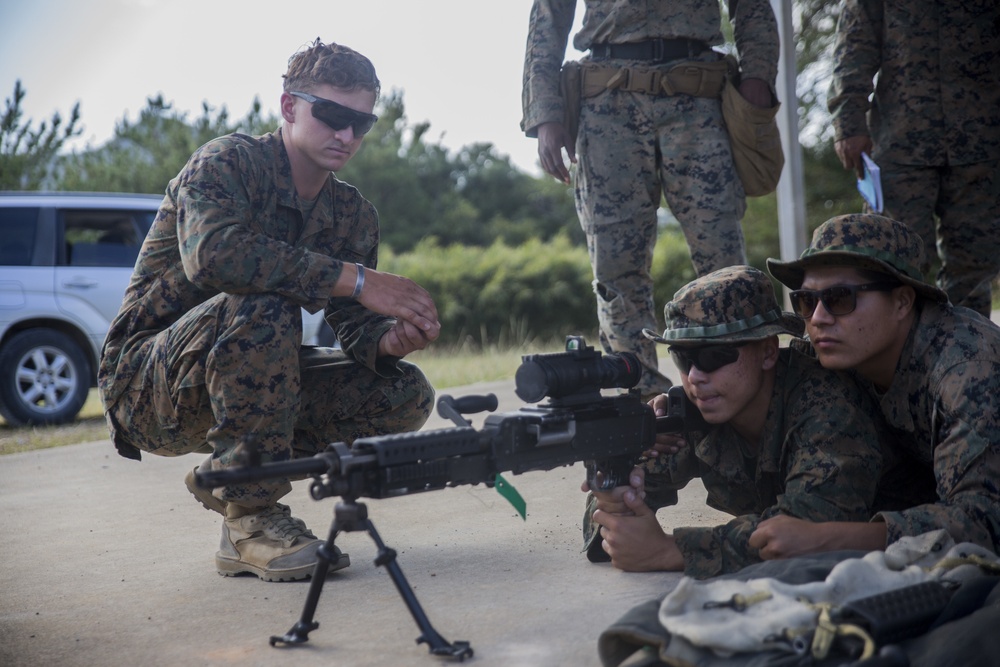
720,59,784,196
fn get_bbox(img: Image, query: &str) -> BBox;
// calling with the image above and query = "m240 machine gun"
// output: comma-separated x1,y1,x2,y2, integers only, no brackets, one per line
195,336,700,661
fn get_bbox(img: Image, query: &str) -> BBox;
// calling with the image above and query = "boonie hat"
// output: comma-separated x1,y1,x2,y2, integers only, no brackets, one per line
643,265,804,345
766,214,948,303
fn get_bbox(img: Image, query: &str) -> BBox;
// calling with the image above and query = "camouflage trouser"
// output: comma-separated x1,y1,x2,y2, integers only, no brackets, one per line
575,81,747,396
879,160,1000,317
106,292,434,508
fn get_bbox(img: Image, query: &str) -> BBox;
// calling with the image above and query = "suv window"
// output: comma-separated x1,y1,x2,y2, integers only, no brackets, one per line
62,209,155,268
0,207,38,266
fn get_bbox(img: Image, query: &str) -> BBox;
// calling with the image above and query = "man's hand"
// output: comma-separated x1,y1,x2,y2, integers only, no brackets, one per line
581,466,645,515
647,393,688,456
737,77,773,109
536,122,576,184
834,135,873,178
750,514,888,559
378,319,436,357
749,515,825,560
353,267,441,342
591,488,684,571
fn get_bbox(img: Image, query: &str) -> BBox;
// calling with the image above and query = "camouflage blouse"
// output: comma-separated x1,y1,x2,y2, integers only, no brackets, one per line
827,0,1000,165
642,347,887,579
99,129,394,411
870,302,1000,553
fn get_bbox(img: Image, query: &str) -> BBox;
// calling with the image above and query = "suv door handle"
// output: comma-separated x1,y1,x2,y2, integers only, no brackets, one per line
63,279,99,289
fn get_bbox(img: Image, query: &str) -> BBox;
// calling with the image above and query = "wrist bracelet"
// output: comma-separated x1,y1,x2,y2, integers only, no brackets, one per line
351,262,366,299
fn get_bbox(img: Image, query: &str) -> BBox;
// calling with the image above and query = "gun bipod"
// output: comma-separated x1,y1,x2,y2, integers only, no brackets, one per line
269,497,473,661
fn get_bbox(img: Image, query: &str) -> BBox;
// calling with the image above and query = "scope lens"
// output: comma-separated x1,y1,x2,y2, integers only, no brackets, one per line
514,351,641,403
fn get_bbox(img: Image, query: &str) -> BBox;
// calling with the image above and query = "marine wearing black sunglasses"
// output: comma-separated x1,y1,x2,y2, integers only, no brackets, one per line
289,91,379,136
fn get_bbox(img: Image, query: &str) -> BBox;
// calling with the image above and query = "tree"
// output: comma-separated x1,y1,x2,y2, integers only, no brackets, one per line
338,90,579,252
0,80,82,190
54,95,280,194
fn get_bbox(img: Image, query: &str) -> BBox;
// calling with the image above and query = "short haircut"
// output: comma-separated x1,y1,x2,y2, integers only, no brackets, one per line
283,38,381,99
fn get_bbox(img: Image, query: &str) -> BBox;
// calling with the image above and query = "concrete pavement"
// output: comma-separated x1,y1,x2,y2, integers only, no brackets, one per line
0,377,730,667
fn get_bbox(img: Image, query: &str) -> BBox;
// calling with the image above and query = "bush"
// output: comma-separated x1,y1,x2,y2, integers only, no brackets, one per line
381,235,597,347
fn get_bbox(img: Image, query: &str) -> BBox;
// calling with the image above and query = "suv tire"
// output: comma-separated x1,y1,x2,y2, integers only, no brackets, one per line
0,329,92,426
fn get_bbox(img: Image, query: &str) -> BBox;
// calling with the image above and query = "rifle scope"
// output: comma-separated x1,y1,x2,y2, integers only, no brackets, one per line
514,335,641,403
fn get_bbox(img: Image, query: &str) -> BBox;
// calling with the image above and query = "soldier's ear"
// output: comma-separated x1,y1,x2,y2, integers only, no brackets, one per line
893,285,917,319
280,92,297,124
759,337,780,371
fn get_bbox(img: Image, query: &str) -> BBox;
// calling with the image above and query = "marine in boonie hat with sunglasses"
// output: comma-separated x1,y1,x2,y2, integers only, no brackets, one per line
752,213,1000,561
98,38,443,584
586,265,891,579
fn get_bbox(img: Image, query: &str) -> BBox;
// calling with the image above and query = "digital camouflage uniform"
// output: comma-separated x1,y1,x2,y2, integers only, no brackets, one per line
644,346,890,580
769,213,1000,556
865,302,1000,553
827,0,1000,316
584,266,891,579
521,0,779,397
98,129,434,509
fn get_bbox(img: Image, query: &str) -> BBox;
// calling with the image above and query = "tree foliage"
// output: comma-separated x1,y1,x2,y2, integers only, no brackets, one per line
0,80,82,190
54,95,279,195
336,90,580,252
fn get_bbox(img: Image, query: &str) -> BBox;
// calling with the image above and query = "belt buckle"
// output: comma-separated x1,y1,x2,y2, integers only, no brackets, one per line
652,39,665,62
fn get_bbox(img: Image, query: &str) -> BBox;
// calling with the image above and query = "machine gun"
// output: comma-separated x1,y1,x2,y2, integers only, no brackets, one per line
195,336,702,661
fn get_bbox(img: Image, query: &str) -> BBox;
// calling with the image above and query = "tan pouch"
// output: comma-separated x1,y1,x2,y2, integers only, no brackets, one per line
721,76,784,197
560,60,583,145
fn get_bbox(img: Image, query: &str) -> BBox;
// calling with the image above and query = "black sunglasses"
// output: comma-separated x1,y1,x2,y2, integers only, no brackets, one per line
789,282,900,318
669,343,746,374
289,91,379,136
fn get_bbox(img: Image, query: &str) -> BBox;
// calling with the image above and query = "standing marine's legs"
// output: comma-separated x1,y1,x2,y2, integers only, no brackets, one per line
575,83,672,398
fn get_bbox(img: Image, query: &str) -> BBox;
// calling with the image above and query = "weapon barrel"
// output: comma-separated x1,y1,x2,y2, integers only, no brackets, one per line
195,455,334,489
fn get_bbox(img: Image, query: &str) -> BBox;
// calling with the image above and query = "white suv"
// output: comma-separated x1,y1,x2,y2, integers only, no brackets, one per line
0,192,330,426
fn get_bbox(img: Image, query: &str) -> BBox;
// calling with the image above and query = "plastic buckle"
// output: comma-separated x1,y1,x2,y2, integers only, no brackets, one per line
652,39,665,62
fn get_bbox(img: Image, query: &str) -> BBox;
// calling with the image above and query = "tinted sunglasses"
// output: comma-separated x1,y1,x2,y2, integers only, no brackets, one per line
669,343,746,374
789,282,900,318
289,91,379,136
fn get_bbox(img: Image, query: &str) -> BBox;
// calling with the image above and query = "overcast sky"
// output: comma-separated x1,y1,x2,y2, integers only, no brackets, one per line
1,0,587,178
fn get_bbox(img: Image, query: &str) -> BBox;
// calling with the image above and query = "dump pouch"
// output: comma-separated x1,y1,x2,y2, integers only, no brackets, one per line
560,60,583,145
720,62,784,197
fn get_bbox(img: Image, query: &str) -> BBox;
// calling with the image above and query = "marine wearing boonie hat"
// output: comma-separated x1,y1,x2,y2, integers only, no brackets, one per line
643,265,804,345
766,213,948,303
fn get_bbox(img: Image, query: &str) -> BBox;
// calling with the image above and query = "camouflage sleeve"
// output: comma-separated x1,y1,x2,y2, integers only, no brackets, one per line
174,139,343,313
876,361,1000,553
675,364,884,579
638,437,706,510
675,517,760,579
730,0,780,86
521,0,577,136
827,0,883,141
323,200,399,374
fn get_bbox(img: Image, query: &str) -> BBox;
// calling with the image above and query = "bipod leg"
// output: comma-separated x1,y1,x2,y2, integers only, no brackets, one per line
269,503,351,647
364,516,473,661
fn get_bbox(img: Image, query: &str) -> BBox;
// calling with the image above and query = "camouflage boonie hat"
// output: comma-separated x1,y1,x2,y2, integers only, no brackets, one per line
766,214,948,303
643,265,804,344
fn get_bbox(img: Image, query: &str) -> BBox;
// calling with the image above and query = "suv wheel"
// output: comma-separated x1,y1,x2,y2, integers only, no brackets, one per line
0,329,92,426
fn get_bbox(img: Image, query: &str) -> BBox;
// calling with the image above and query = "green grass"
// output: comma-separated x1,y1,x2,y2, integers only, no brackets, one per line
0,340,565,456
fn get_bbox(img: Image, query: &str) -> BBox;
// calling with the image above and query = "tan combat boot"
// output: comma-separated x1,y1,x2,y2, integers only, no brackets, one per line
216,503,350,582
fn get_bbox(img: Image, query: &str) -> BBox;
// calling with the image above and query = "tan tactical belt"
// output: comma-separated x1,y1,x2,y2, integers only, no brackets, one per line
580,59,732,99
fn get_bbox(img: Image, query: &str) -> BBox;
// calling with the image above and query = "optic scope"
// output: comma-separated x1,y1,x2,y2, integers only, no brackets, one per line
514,336,642,404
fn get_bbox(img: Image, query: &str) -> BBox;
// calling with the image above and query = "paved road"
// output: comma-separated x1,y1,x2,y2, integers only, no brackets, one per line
0,378,729,667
